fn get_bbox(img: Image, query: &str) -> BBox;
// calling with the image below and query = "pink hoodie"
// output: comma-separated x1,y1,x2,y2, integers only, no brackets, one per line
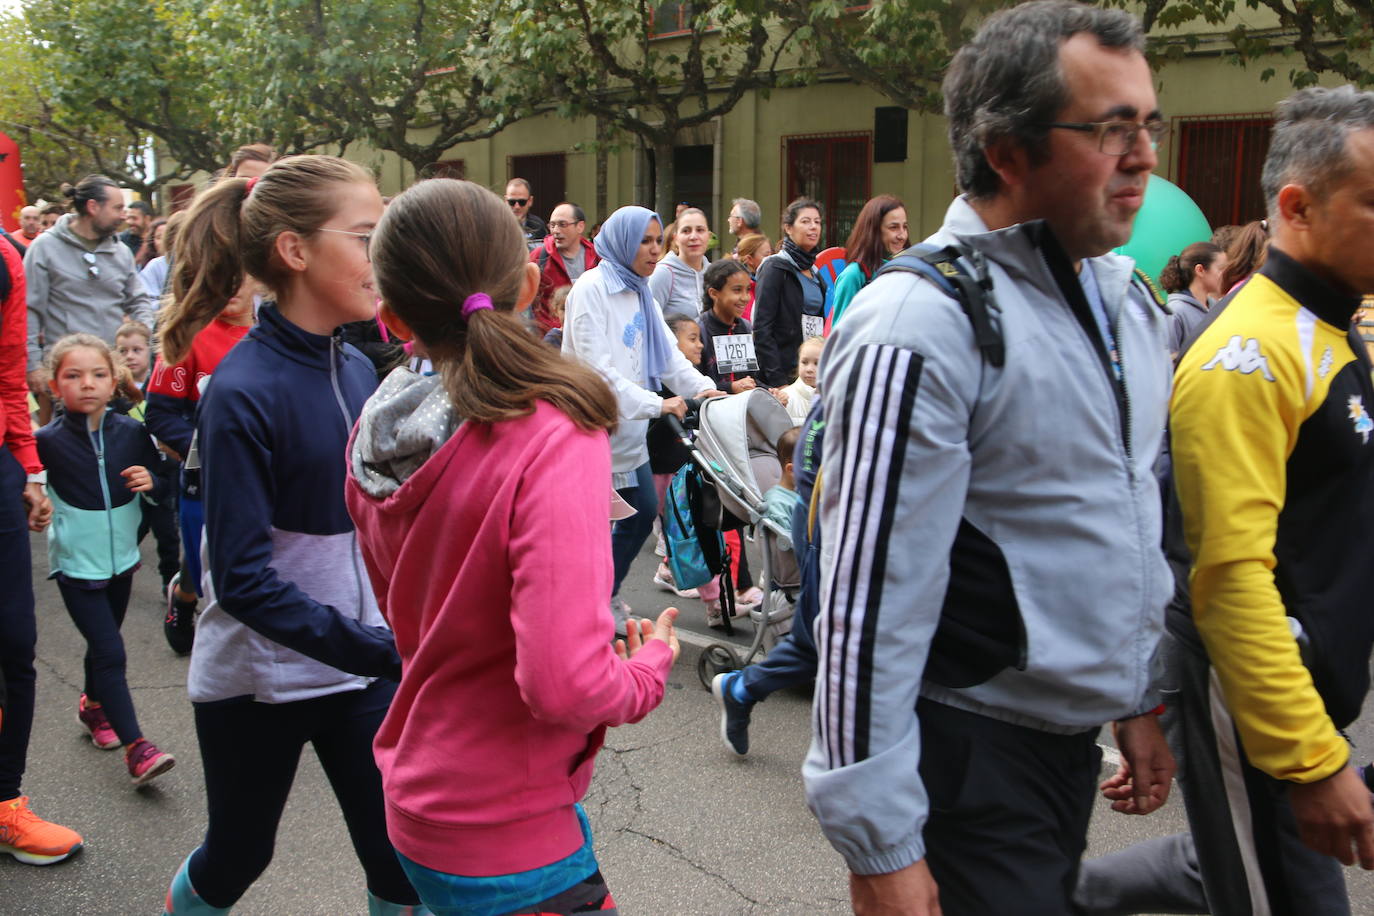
346,388,673,878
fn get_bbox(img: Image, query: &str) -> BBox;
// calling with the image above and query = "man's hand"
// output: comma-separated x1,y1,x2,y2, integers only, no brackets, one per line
696,388,728,399
1289,765,1374,868
851,860,942,915
26,368,48,396
22,482,51,532
729,378,756,394
1100,714,1175,815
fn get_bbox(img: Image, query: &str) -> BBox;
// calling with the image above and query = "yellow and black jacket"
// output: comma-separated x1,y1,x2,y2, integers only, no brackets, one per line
1172,247,1374,783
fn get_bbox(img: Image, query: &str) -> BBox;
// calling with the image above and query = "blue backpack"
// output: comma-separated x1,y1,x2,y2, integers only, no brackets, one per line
663,463,725,590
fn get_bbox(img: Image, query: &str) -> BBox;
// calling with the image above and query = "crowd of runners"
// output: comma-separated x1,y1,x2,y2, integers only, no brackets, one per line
3,1,1374,914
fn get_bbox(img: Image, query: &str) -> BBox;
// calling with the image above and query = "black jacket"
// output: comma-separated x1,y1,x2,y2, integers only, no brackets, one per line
752,253,823,387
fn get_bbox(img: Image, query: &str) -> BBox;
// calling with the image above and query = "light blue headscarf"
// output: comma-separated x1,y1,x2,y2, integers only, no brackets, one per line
593,206,676,390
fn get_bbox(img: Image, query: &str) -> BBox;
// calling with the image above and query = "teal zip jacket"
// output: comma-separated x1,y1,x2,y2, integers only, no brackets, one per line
35,407,168,581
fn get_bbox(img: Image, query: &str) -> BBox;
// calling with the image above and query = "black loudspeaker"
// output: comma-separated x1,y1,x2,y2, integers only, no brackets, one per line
874,106,909,163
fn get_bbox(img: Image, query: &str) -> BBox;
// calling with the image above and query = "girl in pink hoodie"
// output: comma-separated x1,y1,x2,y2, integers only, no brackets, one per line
346,179,679,916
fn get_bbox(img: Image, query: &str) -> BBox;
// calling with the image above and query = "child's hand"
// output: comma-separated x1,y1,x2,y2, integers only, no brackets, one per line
121,466,153,493
615,607,680,664
770,387,790,406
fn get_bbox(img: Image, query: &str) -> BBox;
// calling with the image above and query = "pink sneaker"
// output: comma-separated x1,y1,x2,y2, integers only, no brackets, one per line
76,695,120,750
124,739,175,787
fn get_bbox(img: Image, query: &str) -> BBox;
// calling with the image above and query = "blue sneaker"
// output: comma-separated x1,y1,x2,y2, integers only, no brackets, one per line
711,671,753,757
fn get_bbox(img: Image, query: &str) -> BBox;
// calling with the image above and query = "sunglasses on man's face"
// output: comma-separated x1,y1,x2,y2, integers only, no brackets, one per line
506,198,528,207
82,251,99,278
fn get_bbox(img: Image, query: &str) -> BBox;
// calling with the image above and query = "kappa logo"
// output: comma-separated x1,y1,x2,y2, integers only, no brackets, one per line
1349,396,1373,444
1201,335,1276,381
1318,346,1334,379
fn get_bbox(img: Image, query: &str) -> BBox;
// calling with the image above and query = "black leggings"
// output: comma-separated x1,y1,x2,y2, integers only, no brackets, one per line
57,576,140,745
187,680,419,908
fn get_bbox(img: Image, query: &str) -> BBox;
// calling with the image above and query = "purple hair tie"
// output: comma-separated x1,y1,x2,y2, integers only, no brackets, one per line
462,292,494,319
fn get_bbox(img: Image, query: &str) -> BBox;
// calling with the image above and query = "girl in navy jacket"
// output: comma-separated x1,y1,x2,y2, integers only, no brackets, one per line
36,334,175,787
157,157,423,916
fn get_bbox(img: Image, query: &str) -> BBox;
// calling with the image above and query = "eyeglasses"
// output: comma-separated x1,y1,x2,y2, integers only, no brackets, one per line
547,220,582,230
317,227,373,259
1044,119,1169,156
82,251,99,278
506,198,528,207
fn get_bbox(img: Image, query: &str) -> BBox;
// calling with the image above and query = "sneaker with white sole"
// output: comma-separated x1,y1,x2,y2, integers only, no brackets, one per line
610,596,633,639
0,796,83,866
711,671,753,756
652,564,700,600
76,694,120,750
125,739,175,787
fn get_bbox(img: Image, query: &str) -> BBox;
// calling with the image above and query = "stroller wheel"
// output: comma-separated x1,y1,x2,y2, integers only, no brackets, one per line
697,643,742,690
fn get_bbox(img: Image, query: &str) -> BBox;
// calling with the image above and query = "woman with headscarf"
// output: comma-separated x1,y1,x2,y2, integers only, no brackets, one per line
562,206,723,635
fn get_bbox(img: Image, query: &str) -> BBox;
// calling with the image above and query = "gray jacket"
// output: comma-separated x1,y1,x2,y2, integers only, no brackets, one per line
25,213,157,370
648,251,705,320
803,197,1174,875
1166,290,1208,356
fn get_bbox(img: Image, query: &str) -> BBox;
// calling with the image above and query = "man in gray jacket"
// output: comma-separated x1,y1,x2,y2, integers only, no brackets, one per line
25,175,156,400
804,3,1177,913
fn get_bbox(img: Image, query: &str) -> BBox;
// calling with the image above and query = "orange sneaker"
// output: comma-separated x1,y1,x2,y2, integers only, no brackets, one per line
0,796,83,865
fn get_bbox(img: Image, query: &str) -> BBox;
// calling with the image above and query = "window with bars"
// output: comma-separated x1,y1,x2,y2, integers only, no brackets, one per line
650,3,693,37
1174,114,1273,229
508,153,567,222
782,133,872,248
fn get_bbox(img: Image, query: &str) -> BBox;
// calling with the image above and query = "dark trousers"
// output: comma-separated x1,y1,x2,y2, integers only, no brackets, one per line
1076,630,1348,916
611,461,656,598
738,582,816,701
57,576,140,745
137,490,181,589
0,446,36,799
918,698,1101,916
187,680,419,908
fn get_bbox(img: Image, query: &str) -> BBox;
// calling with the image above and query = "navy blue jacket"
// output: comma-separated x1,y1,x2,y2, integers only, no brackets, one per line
36,408,169,580
190,304,398,703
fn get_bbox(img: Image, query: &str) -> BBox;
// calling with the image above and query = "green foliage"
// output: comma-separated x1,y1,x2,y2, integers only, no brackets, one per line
492,0,794,214
1121,0,1374,89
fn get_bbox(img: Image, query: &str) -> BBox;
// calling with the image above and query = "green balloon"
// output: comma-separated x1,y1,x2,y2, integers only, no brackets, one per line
1115,174,1212,282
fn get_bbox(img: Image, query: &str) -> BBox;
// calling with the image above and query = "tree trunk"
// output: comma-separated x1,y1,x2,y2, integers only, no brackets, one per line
595,116,608,224
653,136,675,222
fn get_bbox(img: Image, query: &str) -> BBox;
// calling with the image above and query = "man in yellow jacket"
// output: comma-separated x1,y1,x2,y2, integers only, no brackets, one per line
1079,85,1374,916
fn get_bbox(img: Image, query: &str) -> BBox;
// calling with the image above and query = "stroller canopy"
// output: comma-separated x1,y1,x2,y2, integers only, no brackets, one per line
694,389,795,522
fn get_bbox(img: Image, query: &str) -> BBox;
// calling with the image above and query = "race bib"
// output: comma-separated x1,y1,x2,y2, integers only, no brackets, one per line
715,334,758,374
802,314,824,338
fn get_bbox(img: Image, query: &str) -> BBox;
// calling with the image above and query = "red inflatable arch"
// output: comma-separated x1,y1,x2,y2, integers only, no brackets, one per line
0,133,25,233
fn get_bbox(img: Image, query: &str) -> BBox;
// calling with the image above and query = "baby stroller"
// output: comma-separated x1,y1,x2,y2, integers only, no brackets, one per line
667,389,799,689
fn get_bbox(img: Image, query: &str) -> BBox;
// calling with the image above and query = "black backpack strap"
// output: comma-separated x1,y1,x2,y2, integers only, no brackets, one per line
875,243,1005,368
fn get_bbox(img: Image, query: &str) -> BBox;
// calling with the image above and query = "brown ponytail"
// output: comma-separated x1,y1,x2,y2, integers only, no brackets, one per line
371,179,617,432
1158,242,1224,294
161,155,373,365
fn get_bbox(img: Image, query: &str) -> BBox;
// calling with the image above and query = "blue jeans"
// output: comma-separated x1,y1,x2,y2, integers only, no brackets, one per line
610,462,656,598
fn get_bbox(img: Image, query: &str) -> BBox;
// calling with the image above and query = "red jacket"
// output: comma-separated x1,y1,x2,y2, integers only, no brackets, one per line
530,235,599,332
0,235,38,473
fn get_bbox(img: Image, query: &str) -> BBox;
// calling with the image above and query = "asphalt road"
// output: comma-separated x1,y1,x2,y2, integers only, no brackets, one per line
5,532,1373,914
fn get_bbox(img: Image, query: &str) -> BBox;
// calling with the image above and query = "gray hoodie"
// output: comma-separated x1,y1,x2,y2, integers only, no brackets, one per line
25,213,157,370
648,251,706,320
